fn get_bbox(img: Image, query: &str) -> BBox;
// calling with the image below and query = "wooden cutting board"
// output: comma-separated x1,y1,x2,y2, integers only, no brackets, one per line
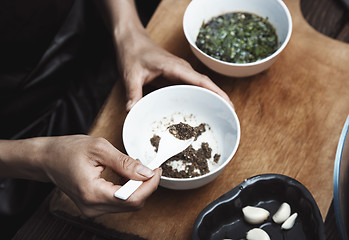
50,0,349,239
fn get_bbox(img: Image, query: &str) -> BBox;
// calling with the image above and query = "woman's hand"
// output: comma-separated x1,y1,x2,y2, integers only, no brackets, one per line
95,0,233,112
115,31,233,111
0,135,161,217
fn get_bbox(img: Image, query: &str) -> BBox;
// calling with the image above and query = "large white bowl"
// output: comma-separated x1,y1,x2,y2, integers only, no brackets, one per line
122,85,240,190
183,0,292,77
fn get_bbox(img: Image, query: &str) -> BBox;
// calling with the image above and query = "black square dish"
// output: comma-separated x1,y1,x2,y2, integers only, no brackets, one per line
192,174,325,240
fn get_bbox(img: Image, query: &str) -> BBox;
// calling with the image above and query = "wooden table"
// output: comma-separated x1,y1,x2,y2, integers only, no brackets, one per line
13,0,349,239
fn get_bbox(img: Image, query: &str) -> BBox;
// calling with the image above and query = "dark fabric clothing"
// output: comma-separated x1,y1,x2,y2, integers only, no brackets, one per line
0,0,161,238
0,0,117,140
0,0,75,73
0,0,118,238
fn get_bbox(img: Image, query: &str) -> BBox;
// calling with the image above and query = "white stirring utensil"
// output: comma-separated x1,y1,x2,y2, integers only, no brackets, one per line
114,131,194,200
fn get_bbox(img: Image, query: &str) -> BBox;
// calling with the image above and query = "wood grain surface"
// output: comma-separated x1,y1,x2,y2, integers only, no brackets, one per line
21,0,349,239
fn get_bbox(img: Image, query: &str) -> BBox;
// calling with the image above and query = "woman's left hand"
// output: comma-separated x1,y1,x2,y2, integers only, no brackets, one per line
116,31,233,111
95,0,233,111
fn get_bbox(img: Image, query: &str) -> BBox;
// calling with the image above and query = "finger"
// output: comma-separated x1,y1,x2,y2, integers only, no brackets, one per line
77,169,161,217
162,60,234,108
77,179,138,217
89,169,161,211
102,149,154,181
127,168,162,203
92,138,154,181
123,69,144,111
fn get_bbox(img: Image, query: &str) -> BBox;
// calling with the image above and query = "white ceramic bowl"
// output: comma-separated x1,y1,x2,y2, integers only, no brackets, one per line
122,85,240,190
183,0,292,77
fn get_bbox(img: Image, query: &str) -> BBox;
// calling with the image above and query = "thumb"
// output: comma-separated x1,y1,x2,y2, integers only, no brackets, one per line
106,150,154,181
124,72,143,112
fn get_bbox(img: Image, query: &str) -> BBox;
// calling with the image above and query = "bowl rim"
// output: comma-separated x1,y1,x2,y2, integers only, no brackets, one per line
122,85,241,183
333,115,349,240
183,0,293,67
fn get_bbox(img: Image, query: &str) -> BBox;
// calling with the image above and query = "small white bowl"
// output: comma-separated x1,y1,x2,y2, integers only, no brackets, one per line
183,0,292,77
122,85,240,190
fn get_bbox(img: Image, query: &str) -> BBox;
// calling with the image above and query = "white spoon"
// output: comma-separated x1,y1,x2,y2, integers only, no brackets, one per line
114,130,194,200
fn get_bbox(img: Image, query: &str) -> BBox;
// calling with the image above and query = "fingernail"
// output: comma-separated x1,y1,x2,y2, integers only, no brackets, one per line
126,100,135,111
136,164,154,178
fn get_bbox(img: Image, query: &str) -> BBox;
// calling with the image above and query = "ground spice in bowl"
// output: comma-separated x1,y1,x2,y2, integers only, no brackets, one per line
150,122,221,178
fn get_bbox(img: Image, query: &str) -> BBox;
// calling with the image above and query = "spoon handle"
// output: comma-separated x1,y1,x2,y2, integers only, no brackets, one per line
114,156,163,200
114,134,193,200
114,180,143,200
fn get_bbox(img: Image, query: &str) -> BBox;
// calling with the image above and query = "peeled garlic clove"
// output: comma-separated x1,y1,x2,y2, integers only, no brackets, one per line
246,228,271,240
272,202,291,224
281,212,298,230
242,206,270,224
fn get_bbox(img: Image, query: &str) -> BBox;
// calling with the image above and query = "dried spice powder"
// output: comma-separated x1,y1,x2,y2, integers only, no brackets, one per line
162,143,211,178
150,134,160,152
196,12,278,63
150,122,221,178
168,122,206,141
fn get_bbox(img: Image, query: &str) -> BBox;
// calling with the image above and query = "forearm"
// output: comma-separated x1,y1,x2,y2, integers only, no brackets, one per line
95,0,147,47
0,138,48,181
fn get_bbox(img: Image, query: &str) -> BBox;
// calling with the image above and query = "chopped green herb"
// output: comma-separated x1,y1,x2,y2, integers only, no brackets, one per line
196,12,278,64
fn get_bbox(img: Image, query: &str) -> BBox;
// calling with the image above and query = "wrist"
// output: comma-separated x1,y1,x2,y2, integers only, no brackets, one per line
0,138,49,181
95,0,148,50
113,27,148,53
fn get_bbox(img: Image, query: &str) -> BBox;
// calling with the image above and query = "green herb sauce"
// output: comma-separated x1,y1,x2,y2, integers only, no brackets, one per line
196,12,278,64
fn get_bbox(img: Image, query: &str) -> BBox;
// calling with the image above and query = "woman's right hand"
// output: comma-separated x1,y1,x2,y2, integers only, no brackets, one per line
0,135,161,217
